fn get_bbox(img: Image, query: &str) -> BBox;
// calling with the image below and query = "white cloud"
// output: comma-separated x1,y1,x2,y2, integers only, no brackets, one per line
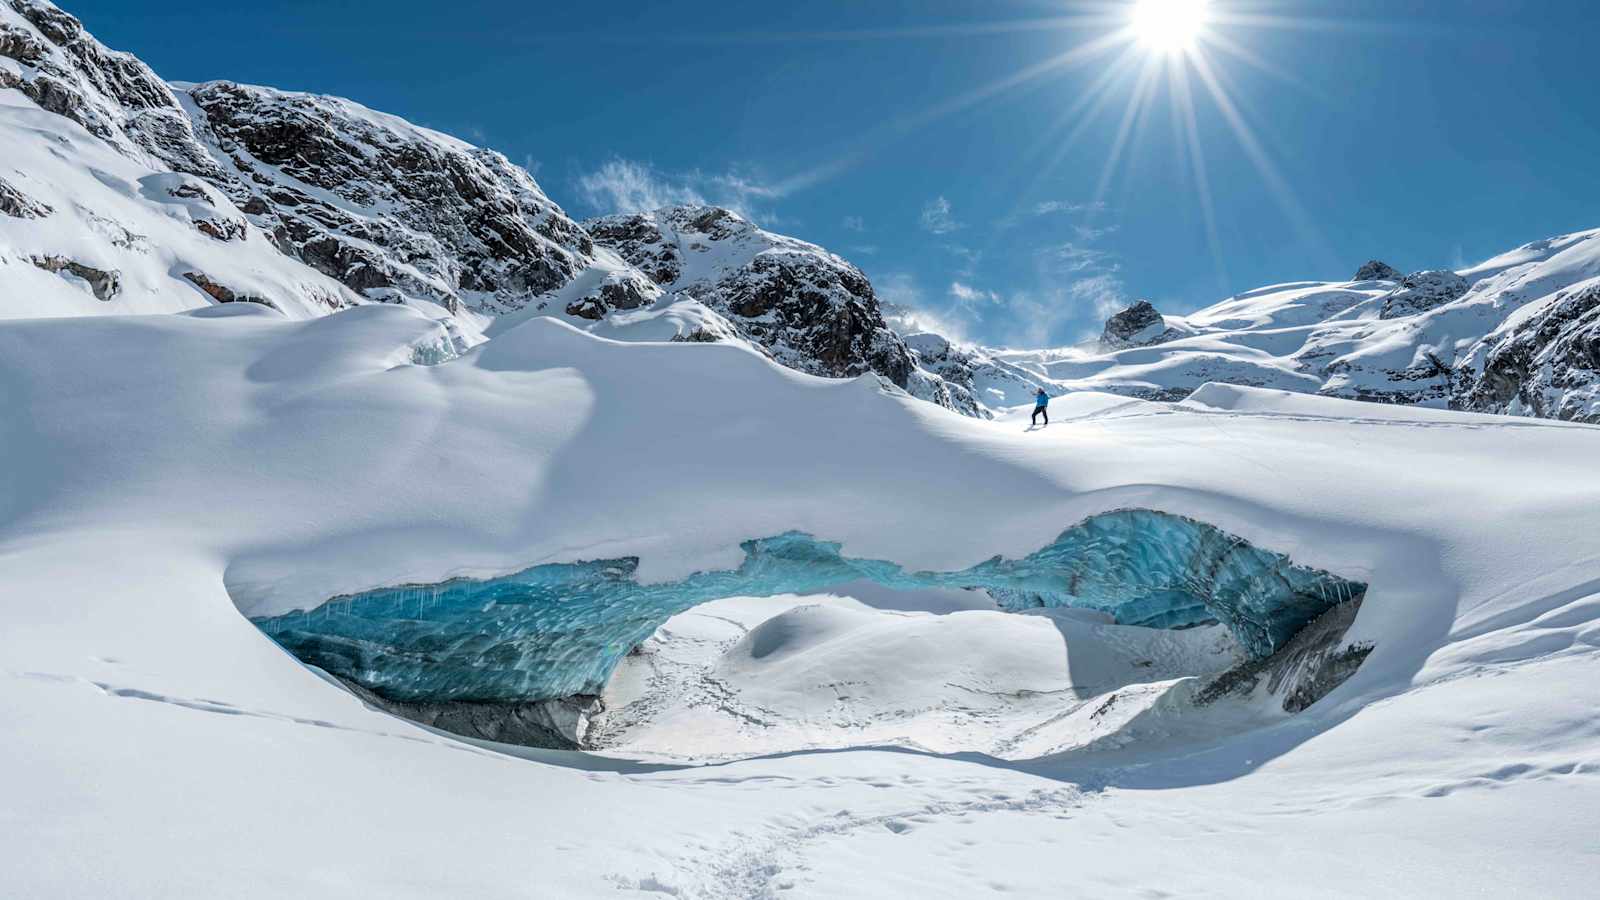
574,158,784,220
842,215,866,232
876,273,973,343
949,281,1000,305
919,196,963,235
576,159,704,215
1044,242,1113,274
1033,199,1106,216
1067,273,1132,320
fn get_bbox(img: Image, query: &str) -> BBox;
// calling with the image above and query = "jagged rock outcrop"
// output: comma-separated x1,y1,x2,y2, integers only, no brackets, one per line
181,271,274,309
586,205,919,389
1100,300,1170,349
1452,283,1600,423
1378,270,1470,319
172,80,603,315
0,0,219,175
1354,260,1402,282
29,254,118,300
0,176,52,218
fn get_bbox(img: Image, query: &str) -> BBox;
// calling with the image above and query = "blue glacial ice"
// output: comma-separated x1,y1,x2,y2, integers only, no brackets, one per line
254,509,1366,704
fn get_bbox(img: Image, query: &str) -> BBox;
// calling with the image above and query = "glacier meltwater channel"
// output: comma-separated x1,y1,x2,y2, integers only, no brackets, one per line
254,510,1366,705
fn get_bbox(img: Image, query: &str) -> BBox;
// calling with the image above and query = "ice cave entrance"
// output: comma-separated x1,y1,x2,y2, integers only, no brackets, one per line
254,510,1366,714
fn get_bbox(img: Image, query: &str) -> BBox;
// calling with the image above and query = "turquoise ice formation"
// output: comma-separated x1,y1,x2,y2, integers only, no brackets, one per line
254,510,1366,704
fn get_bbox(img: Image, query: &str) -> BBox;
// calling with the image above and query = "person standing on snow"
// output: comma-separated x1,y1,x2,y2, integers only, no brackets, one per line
1031,388,1050,426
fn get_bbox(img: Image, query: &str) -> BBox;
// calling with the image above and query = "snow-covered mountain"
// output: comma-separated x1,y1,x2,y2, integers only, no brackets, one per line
5,0,1597,427
922,230,1600,424
0,0,927,395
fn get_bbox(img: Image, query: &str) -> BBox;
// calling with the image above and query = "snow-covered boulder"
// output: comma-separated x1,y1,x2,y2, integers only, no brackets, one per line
1100,299,1170,349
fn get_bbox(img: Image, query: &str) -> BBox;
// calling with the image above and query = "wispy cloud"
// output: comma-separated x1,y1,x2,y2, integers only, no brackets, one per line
877,273,974,343
574,158,784,220
842,215,866,232
1034,199,1106,217
950,281,1000,305
919,196,963,235
997,198,1109,230
1043,241,1113,274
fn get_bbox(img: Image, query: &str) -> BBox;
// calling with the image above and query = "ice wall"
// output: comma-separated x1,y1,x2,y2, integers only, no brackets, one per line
254,510,1366,704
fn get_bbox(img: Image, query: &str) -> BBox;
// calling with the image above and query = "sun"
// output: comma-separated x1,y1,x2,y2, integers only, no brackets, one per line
1130,0,1211,54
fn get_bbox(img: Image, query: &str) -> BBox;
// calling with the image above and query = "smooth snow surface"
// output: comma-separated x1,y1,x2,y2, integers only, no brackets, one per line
3,306,1600,898
594,594,1245,761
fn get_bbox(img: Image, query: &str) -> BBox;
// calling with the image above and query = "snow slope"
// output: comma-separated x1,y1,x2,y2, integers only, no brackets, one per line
2,304,1598,897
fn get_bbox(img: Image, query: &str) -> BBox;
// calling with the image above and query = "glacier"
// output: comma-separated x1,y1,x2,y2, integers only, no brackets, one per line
254,509,1365,705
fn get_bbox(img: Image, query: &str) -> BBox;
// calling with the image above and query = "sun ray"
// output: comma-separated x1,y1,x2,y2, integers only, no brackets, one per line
1209,11,1441,37
1187,50,1340,272
1198,30,1325,100
775,30,1131,194
994,43,1146,226
1092,54,1164,209
1173,52,1230,290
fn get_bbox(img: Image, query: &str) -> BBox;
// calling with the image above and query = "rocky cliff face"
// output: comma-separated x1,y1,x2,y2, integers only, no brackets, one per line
173,81,608,316
0,0,209,172
0,1,920,399
1452,283,1600,423
584,206,922,391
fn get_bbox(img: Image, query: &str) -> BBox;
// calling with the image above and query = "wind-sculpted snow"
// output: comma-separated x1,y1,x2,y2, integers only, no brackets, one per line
254,510,1364,705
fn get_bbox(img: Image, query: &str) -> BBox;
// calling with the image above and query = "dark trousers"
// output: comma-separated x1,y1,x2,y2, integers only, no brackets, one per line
1032,406,1048,425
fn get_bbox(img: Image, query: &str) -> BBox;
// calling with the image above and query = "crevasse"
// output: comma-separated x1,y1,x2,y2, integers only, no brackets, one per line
254,509,1366,704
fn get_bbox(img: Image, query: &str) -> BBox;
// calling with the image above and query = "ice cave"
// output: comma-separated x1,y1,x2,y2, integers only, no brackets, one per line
254,510,1367,714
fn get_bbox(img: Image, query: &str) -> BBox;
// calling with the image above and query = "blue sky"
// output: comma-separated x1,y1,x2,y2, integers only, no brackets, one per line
69,0,1600,346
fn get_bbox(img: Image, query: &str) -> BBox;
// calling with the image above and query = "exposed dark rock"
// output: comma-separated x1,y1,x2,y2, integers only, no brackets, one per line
1452,284,1600,423
181,271,275,309
0,176,51,218
564,297,606,320
1378,270,1470,319
1101,300,1169,349
29,254,118,300
335,676,601,750
1353,260,1402,282
565,273,660,320
1195,597,1371,713
195,217,247,242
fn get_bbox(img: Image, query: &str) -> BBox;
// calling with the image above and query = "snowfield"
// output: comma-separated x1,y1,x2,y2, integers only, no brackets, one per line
3,303,1599,898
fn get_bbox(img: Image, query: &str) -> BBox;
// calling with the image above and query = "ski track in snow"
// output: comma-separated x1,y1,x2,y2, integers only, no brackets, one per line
615,778,1090,899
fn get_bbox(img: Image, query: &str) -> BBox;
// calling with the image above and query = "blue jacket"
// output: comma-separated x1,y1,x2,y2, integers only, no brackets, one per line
1034,391,1049,408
